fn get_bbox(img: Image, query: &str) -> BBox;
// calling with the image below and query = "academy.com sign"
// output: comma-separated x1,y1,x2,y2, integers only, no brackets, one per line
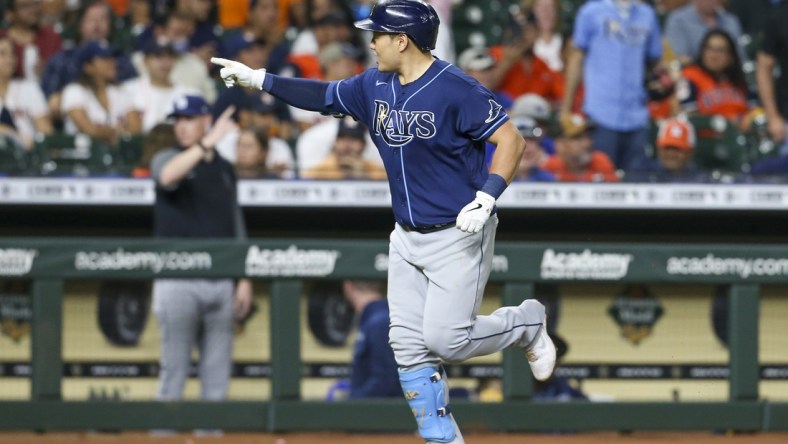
75,248,212,273
540,249,633,280
667,254,788,279
0,248,38,276
245,245,340,277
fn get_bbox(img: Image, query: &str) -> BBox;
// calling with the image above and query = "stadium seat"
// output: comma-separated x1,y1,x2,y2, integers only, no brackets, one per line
645,119,660,159
116,134,144,167
560,0,585,35
452,0,519,55
544,109,562,139
31,133,115,177
743,60,757,96
743,109,781,164
452,1,489,54
739,33,760,63
688,115,749,173
0,135,27,176
740,34,760,94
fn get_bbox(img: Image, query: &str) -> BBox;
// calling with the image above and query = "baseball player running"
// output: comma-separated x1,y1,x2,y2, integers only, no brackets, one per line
213,1,555,442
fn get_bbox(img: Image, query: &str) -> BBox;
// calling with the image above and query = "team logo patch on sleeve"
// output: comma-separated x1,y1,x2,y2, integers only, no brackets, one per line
485,99,503,123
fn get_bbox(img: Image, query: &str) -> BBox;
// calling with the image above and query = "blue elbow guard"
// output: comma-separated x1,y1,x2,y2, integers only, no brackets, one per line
399,367,455,443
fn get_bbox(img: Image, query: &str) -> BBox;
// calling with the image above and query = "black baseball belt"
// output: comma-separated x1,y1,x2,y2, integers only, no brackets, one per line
399,222,456,234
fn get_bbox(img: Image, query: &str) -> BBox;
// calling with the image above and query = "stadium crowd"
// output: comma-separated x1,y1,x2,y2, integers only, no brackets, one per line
0,0,785,183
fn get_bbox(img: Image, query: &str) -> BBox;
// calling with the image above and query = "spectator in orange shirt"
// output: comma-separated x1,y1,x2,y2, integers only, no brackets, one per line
677,29,750,126
625,117,702,182
543,114,619,182
489,10,563,105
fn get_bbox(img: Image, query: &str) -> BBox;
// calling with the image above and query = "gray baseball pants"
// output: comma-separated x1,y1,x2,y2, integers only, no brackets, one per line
388,215,545,444
152,278,235,401
388,215,545,369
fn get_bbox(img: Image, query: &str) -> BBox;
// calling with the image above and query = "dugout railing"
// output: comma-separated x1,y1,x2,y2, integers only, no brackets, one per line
0,238,785,432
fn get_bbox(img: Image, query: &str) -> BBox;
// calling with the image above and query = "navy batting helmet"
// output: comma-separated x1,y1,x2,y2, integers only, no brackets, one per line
354,0,440,52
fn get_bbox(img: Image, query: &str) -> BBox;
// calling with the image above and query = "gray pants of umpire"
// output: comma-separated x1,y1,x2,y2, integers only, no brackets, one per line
152,279,235,400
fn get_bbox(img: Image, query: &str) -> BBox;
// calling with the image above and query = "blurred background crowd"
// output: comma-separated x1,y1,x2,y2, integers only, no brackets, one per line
0,0,785,183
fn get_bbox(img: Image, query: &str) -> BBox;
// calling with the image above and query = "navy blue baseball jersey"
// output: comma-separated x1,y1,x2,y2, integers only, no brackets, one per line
324,59,509,229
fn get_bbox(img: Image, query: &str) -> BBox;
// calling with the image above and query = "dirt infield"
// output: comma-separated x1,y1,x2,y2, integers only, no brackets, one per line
2,432,788,444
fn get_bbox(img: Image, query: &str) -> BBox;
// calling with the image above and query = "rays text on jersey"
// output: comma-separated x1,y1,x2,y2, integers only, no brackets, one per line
373,100,437,147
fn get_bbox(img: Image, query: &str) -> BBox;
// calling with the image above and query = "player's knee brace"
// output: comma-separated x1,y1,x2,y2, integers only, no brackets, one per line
398,366,455,443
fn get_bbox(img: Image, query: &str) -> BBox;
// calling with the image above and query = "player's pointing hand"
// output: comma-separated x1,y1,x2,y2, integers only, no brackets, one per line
211,57,267,90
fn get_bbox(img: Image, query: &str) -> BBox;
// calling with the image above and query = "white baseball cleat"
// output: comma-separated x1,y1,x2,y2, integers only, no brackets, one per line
524,319,557,381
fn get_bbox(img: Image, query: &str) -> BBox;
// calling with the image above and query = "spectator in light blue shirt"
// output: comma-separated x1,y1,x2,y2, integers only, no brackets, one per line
664,0,745,65
561,0,663,171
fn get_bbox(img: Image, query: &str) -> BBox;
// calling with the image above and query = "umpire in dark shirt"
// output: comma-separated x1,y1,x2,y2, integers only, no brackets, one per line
150,95,252,401
342,280,402,399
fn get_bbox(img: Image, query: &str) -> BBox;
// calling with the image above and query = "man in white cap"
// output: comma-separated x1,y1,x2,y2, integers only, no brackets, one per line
511,93,556,156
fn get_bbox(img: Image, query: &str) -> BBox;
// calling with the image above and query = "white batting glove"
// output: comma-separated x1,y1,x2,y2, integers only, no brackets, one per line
456,191,495,233
211,57,266,90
